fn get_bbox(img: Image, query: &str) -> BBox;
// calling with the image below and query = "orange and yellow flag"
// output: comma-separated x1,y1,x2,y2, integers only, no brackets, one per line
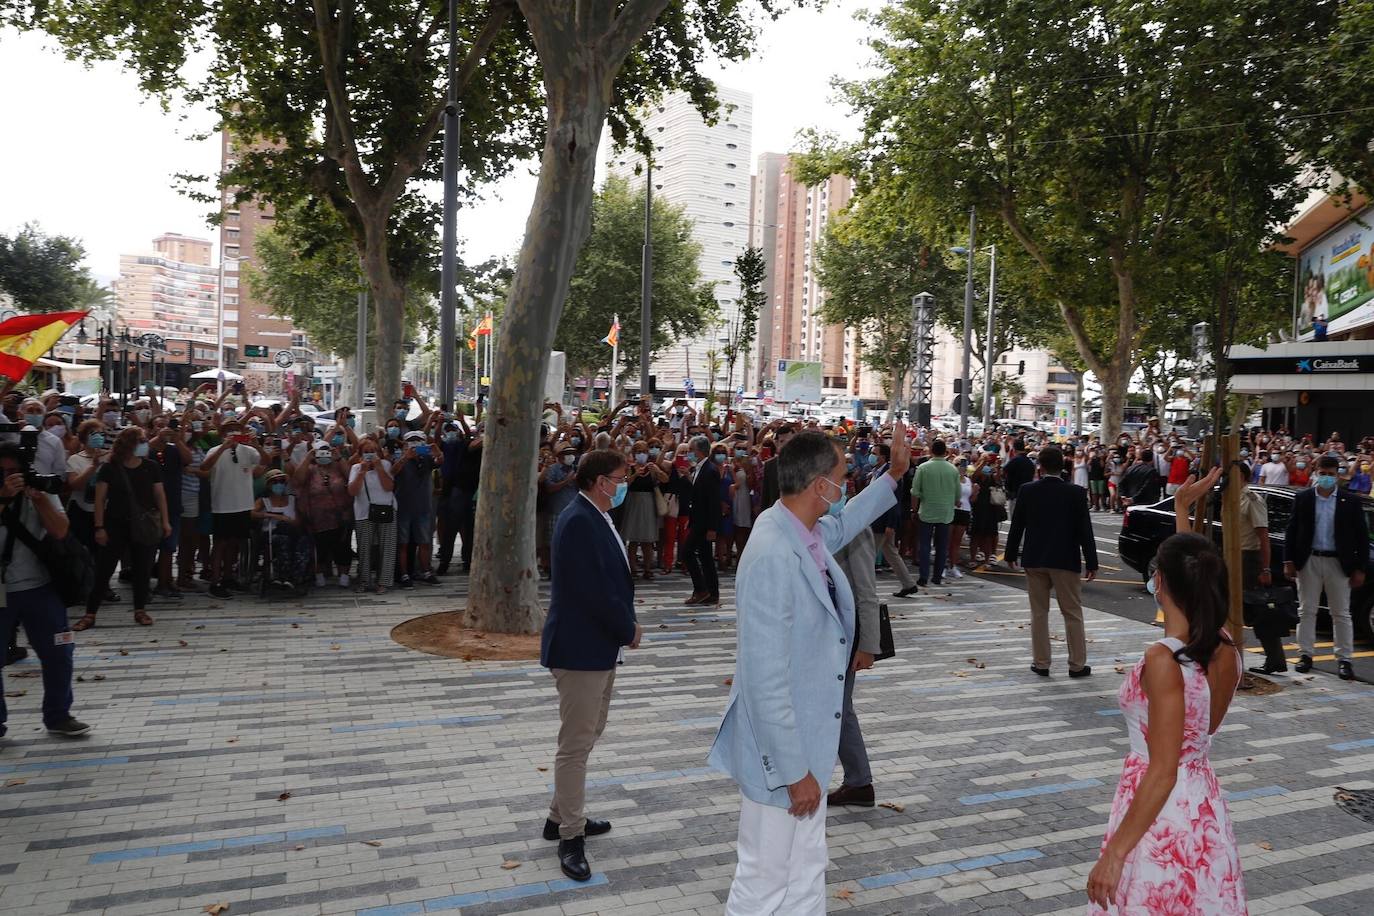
602,317,620,348
470,313,493,338
0,311,87,383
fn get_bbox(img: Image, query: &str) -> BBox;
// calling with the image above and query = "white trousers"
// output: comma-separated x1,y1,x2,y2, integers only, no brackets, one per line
725,793,828,916
1297,554,1354,661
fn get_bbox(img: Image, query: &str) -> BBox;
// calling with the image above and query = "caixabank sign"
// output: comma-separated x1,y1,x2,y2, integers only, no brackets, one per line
1226,354,1374,374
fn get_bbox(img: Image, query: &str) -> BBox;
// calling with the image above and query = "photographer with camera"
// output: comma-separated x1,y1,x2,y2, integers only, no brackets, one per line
0,443,91,739
19,398,66,477
73,427,171,631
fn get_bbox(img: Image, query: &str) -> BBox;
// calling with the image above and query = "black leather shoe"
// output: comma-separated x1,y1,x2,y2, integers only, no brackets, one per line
1068,666,1093,678
544,817,611,841
893,586,919,598
1029,665,1050,676
1295,654,1314,673
558,836,592,882
1248,662,1288,675
1339,660,1355,681
827,783,875,808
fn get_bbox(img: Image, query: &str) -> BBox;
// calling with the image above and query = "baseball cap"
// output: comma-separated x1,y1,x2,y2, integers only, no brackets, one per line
403,430,426,442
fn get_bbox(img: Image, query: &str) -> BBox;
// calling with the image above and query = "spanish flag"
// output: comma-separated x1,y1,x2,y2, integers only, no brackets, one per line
470,312,493,338
0,311,87,384
602,317,620,348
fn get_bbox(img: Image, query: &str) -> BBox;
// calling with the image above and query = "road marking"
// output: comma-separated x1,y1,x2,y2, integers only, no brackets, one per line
975,570,1139,585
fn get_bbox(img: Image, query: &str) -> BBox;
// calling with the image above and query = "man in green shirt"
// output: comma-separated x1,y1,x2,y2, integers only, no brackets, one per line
910,439,959,586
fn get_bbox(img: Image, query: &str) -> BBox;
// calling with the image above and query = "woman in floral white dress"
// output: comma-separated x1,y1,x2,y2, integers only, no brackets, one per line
1087,468,1247,914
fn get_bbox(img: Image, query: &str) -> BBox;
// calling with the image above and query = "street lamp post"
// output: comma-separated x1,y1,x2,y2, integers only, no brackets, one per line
959,208,976,437
217,255,248,387
640,160,653,400
437,0,461,409
983,244,997,422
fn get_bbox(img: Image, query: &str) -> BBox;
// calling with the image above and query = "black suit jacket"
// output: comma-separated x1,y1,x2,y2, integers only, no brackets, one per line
1285,486,1369,576
761,457,781,511
1004,476,1098,573
540,494,637,670
687,461,721,534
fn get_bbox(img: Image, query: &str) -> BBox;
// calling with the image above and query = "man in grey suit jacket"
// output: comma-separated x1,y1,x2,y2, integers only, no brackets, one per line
708,426,910,915
831,480,883,809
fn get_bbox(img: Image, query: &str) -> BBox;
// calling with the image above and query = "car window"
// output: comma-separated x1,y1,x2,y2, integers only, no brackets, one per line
1265,493,1293,534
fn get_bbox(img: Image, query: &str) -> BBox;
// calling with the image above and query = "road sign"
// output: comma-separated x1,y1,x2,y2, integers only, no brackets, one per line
138,332,166,351
244,345,269,358
313,365,340,379
274,350,296,369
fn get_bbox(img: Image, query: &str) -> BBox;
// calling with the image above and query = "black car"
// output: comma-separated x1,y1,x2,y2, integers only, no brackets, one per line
1118,485,1374,638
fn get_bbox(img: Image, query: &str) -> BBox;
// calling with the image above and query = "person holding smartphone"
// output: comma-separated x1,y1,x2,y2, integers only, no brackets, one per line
348,437,396,594
200,419,262,599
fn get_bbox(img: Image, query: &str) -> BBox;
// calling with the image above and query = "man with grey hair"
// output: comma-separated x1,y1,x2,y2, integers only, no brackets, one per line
593,430,613,450
710,425,910,913
683,434,720,605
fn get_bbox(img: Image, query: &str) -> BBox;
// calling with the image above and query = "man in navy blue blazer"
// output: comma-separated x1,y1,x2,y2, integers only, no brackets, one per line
540,449,642,883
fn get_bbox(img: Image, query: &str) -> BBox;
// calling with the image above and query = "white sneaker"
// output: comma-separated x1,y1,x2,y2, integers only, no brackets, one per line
315,573,326,588
948,567,964,580
339,574,350,588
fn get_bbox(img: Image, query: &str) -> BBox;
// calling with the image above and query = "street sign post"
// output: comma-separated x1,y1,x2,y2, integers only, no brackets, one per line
274,350,296,370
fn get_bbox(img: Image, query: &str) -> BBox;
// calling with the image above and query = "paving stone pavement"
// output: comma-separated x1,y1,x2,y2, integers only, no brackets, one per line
2,570,1374,915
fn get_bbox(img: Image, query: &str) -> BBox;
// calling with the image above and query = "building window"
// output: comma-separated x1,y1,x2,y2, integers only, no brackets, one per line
291,333,306,348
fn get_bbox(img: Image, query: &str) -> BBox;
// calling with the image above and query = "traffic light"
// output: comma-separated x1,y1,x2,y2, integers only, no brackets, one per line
953,378,964,394
648,374,657,394
1018,360,1026,375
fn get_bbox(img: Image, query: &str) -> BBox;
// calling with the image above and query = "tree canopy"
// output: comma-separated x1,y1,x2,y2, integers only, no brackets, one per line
801,0,1312,440
0,223,101,314
554,176,716,386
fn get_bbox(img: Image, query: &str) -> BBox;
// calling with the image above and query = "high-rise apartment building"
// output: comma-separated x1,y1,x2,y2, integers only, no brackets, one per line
607,86,753,396
753,155,867,395
114,233,218,343
219,132,315,394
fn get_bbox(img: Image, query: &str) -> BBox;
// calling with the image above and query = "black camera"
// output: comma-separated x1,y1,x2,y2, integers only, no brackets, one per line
0,422,66,494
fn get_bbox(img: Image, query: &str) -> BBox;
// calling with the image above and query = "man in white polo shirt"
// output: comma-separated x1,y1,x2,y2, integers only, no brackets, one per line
200,419,261,598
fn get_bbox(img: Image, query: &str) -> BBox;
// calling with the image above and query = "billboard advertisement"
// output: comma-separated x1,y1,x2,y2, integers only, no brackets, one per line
775,359,823,403
1297,206,1374,340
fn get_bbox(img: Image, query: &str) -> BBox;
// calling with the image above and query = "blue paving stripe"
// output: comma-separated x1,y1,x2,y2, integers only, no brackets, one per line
857,849,1043,890
909,679,1019,695
154,691,326,706
1095,709,1124,716
331,715,502,734
1224,785,1289,802
357,873,609,916
89,825,347,863
959,778,1102,806
184,617,313,626
1329,737,1374,751
469,667,544,678
0,756,130,775
677,717,722,728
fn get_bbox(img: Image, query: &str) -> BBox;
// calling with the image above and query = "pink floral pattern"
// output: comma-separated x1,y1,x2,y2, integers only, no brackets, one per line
1088,637,1247,915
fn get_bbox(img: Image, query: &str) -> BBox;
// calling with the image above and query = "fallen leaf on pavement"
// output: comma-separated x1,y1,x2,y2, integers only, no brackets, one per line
329,644,342,651
952,670,968,678
10,670,37,678
5,778,27,787
536,767,547,772
291,623,300,629
195,625,205,629
724,677,733,686
835,888,854,900
878,802,904,812
1256,841,1273,851
293,844,305,851
118,649,129,656
966,658,986,669
92,674,105,681
658,624,668,629
219,648,228,653
179,641,189,647
203,904,229,915
1114,665,1125,674
4,690,26,697
500,860,521,869
227,738,238,744
277,792,292,802
361,840,384,847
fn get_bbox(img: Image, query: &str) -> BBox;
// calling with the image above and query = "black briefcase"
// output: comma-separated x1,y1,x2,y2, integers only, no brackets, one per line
873,603,897,662
1242,586,1298,629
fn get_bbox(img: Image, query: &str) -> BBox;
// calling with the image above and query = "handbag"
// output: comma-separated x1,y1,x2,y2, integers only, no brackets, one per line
989,486,1008,508
654,487,669,517
362,469,395,523
1,501,95,607
117,462,165,546
665,492,680,518
1242,585,1298,629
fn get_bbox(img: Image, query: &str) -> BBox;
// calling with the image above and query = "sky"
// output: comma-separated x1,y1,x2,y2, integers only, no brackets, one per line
0,3,876,286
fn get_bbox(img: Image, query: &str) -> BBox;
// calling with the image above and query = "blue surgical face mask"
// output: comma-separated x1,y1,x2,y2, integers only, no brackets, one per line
133,442,150,458
249,422,263,434
346,417,356,429
713,453,726,464
735,449,747,458
981,465,993,474
571,436,583,447
386,426,400,439
395,408,407,419
316,453,333,465
270,483,287,496
821,476,847,517
1296,462,1306,469
22,413,40,428
1146,573,1159,597
635,452,649,465
88,433,106,449
867,453,880,466
192,421,204,432
1316,474,1338,490
331,434,344,446
609,479,628,508
444,431,459,443
649,447,661,458
687,454,699,466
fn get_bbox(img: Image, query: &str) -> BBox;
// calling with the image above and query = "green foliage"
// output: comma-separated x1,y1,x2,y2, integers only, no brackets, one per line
0,222,96,313
804,0,1311,439
555,176,716,383
726,245,766,381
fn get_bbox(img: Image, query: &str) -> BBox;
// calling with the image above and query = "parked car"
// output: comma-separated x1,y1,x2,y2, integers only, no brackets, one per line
1118,485,1374,637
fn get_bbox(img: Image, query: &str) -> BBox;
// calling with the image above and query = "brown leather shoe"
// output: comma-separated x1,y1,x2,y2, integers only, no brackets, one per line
827,783,875,808
684,592,706,605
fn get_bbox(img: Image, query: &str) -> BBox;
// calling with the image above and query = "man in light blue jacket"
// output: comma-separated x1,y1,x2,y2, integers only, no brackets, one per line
708,425,911,914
